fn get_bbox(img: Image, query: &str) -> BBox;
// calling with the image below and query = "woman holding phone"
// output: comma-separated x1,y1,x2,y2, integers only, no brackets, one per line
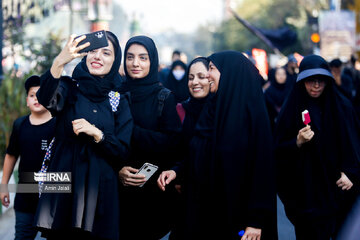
118,35,181,240
34,31,133,239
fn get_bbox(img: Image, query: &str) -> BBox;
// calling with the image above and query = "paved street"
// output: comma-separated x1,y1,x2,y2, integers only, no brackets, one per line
0,195,295,240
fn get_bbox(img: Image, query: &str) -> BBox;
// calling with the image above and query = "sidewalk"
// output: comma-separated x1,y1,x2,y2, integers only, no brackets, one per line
0,208,168,240
0,198,293,240
0,207,45,240
0,206,15,240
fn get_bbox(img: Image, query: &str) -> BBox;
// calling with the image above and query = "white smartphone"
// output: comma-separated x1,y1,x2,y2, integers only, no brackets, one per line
136,162,158,187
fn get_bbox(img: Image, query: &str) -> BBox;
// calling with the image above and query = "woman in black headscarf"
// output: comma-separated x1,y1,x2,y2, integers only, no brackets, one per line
34,31,133,239
163,60,189,103
157,57,211,239
264,67,292,131
165,51,277,240
118,35,181,240
275,55,360,239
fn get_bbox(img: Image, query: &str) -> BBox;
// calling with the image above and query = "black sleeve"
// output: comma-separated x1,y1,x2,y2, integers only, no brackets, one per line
95,96,133,170
132,93,182,153
36,70,73,116
6,116,27,158
339,106,360,187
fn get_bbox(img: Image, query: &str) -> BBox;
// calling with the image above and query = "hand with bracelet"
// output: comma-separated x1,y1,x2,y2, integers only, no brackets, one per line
72,118,104,143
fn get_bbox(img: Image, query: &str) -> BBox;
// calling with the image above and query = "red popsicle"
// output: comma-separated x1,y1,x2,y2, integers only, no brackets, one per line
302,110,311,125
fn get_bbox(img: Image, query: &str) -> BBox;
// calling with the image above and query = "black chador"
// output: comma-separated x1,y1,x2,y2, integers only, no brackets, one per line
275,55,360,239
183,51,277,240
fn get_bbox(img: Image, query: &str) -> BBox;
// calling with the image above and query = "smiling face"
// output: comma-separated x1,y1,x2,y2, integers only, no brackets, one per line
188,62,210,99
86,40,115,77
207,61,221,93
125,44,151,79
27,86,47,114
304,77,326,98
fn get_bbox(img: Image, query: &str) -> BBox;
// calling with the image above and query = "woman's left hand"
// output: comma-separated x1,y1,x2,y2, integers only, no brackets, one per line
241,227,261,240
72,118,103,141
336,172,353,190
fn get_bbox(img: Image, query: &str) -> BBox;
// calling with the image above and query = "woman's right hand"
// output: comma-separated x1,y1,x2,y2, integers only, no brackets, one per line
157,170,176,191
118,166,146,187
50,34,90,78
296,125,314,148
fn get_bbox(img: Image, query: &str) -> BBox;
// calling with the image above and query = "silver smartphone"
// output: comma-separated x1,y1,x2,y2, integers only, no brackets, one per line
136,162,158,187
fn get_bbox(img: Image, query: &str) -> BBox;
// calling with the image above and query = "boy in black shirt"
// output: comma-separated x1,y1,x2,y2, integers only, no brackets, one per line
0,75,56,239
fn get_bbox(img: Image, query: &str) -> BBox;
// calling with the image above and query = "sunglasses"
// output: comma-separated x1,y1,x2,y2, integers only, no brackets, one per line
305,78,326,86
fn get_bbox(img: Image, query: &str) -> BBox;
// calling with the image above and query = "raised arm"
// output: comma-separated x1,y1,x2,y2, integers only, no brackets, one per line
50,35,89,78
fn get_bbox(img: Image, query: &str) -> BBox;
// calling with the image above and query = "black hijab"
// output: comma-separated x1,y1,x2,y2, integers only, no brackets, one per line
265,67,292,109
181,57,211,141
164,60,189,102
72,31,122,102
201,51,276,236
122,35,162,102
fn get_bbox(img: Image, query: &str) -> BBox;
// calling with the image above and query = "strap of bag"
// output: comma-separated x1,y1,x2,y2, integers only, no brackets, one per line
157,88,171,117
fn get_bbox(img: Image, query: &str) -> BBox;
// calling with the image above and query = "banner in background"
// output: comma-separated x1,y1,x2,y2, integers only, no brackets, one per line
252,48,268,79
319,10,355,62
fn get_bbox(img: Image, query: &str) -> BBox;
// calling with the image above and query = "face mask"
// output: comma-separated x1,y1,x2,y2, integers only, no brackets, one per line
172,70,185,80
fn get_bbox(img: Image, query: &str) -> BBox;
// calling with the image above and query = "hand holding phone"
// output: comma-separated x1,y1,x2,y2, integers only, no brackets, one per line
136,163,158,187
75,30,109,53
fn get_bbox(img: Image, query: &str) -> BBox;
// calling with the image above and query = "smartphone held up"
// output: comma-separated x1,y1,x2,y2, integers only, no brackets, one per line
75,30,109,53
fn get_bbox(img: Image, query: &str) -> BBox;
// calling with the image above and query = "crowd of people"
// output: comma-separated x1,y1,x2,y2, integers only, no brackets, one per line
1,30,360,240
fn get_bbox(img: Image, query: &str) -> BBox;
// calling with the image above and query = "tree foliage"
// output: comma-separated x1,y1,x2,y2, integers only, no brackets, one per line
0,21,62,166
211,0,331,55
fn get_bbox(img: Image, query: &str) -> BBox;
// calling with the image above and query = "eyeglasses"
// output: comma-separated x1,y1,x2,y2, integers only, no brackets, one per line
305,79,325,86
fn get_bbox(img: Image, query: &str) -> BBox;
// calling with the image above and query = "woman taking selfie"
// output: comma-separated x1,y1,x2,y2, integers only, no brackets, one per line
34,31,133,240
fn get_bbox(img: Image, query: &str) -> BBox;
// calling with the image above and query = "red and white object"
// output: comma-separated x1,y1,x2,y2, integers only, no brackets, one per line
302,110,311,125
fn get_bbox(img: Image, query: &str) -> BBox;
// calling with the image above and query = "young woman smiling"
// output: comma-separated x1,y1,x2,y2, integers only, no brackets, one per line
34,31,133,240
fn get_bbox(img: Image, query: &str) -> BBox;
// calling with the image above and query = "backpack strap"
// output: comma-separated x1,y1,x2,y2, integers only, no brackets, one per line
176,103,186,124
157,88,171,117
38,137,55,197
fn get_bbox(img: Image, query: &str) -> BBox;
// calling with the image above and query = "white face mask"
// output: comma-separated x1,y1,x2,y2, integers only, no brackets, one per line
172,70,185,80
